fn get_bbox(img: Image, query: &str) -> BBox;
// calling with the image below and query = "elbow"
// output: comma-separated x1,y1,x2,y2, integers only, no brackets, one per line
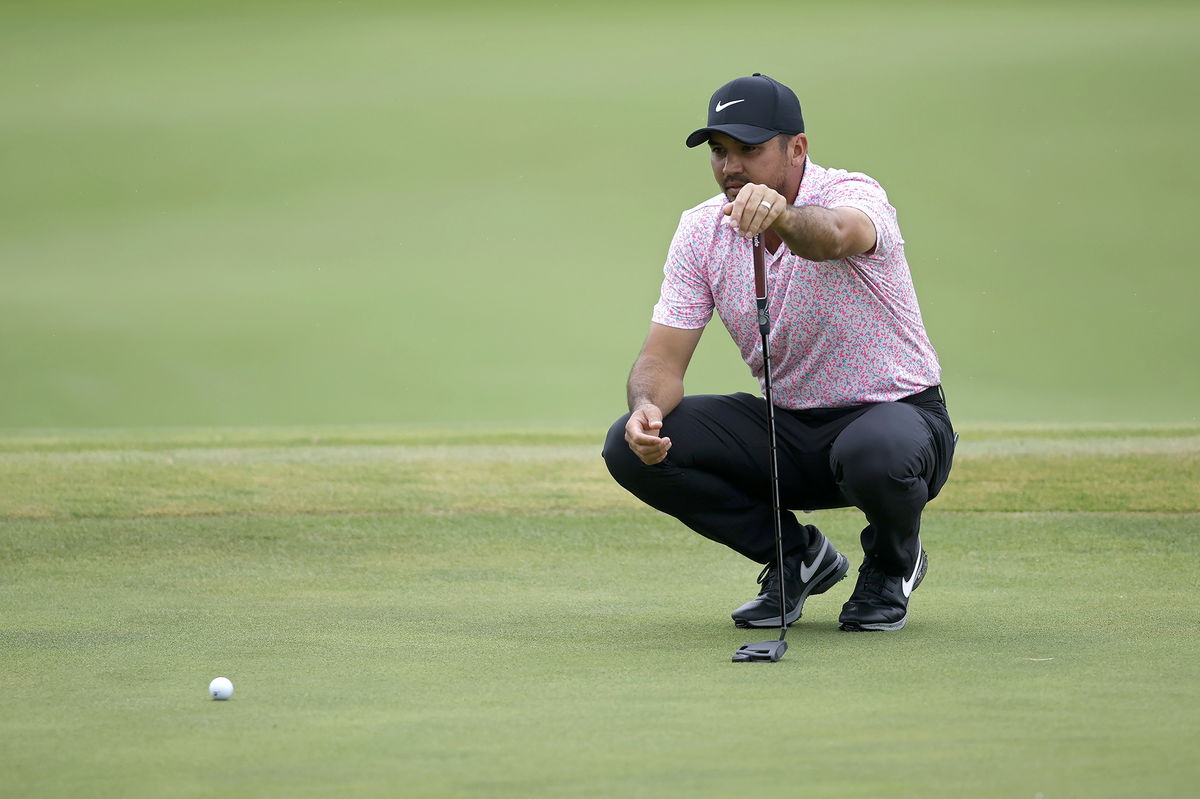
809,236,866,263
823,219,861,261
794,239,847,262
815,243,848,262
784,220,858,262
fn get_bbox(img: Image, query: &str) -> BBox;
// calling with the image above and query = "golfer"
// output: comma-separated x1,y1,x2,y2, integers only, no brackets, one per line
603,74,956,632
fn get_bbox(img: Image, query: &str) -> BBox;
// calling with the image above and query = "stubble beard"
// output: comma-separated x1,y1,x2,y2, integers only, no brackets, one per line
721,168,789,202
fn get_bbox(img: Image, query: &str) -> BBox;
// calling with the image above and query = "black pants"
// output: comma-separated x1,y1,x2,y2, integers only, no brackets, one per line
602,387,956,577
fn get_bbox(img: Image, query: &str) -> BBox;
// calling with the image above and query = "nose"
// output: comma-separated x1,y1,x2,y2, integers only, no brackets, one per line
722,153,742,174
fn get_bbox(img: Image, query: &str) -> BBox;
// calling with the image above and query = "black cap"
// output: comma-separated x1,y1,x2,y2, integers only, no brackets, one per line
685,73,805,148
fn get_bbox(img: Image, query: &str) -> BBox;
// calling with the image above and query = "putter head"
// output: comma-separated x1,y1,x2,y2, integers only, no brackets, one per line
731,639,788,663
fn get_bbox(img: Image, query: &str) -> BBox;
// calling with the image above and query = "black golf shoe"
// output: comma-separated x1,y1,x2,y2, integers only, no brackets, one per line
731,528,849,628
838,549,928,632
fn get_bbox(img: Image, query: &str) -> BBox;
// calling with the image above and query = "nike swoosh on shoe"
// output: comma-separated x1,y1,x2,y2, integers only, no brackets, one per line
901,540,923,598
798,537,829,583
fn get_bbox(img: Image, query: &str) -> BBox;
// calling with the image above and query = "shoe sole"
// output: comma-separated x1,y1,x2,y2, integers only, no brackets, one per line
838,614,907,632
733,553,850,629
838,550,927,632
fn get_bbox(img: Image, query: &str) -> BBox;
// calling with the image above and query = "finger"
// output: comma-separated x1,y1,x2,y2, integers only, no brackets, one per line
626,418,663,446
636,405,664,429
631,432,670,454
747,191,783,235
721,186,748,235
731,185,756,235
637,438,671,465
750,197,773,232
735,185,781,237
629,431,663,449
626,414,660,438
627,406,668,457
763,202,783,231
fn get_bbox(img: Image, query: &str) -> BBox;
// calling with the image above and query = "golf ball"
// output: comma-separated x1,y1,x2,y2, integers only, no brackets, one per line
209,677,234,700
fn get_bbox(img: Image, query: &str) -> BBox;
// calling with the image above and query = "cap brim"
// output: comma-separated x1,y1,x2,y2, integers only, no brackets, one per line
685,124,778,148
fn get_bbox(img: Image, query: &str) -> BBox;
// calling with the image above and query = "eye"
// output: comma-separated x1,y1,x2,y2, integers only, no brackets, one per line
742,145,758,154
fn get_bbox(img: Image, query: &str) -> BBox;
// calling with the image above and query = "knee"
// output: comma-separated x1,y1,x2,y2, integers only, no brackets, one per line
833,450,894,498
830,423,921,495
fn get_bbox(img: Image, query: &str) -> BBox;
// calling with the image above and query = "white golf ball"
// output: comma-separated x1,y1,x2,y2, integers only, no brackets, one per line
209,677,234,700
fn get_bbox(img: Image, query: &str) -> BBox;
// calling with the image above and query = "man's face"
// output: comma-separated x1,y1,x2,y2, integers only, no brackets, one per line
709,132,791,201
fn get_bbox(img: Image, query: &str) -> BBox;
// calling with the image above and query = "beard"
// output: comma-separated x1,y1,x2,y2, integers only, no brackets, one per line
721,171,787,201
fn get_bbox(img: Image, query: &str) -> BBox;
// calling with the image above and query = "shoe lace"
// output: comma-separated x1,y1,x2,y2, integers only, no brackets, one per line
857,560,889,599
756,559,792,593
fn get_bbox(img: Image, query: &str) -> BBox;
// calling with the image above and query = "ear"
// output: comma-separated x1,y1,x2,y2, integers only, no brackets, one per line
790,133,808,166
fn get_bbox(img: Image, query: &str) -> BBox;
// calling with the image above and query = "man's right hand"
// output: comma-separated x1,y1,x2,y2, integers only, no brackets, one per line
625,404,671,465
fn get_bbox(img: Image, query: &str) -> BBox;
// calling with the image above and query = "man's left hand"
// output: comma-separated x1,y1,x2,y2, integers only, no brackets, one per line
723,183,785,238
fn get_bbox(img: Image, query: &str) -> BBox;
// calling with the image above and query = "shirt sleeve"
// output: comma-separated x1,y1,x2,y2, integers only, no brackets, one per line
650,211,714,329
821,172,902,261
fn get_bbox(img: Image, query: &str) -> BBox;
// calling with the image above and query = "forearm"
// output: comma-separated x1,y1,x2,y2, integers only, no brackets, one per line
772,205,848,261
626,355,685,416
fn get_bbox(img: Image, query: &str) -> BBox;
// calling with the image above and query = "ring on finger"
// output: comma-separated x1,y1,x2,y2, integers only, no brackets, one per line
760,200,772,210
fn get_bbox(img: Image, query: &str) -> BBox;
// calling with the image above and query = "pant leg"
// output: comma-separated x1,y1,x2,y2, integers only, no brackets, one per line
602,393,829,563
828,398,955,575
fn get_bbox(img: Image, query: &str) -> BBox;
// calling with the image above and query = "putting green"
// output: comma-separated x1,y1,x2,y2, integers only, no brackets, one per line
1,426,1196,797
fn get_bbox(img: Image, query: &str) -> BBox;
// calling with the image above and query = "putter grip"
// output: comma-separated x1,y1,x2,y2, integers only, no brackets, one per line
753,236,769,334
753,236,766,300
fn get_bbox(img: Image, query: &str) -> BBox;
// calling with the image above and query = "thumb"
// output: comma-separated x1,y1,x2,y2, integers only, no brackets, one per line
634,404,664,432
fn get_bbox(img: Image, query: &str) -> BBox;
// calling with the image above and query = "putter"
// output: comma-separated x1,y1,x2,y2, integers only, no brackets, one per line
732,234,789,664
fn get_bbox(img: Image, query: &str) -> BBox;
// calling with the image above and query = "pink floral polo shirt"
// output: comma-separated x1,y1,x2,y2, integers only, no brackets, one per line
652,158,942,409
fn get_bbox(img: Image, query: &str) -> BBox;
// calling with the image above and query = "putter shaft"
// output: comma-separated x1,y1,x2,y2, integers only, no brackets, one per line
753,235,787,645
734,236,789,663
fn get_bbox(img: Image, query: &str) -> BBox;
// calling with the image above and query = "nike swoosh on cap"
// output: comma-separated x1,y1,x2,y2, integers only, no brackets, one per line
714,99,745,112
901,540,922,597
798,537,829,583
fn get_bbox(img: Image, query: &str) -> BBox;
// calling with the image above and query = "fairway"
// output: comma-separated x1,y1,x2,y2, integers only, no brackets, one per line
2,427,1197,797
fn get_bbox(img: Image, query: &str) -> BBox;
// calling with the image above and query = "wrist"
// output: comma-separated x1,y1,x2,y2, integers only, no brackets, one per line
769,204,795,233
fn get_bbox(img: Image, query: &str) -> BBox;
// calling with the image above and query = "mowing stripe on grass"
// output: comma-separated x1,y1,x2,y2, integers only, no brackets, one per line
0,428,1196,520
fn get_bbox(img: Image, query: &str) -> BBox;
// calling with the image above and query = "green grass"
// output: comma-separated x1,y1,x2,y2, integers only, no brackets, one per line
2,426,1197,797
2,1,1198,794
2,0,1199,429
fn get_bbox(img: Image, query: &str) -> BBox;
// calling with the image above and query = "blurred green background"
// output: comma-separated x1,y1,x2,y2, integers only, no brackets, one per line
2,0,1197,430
